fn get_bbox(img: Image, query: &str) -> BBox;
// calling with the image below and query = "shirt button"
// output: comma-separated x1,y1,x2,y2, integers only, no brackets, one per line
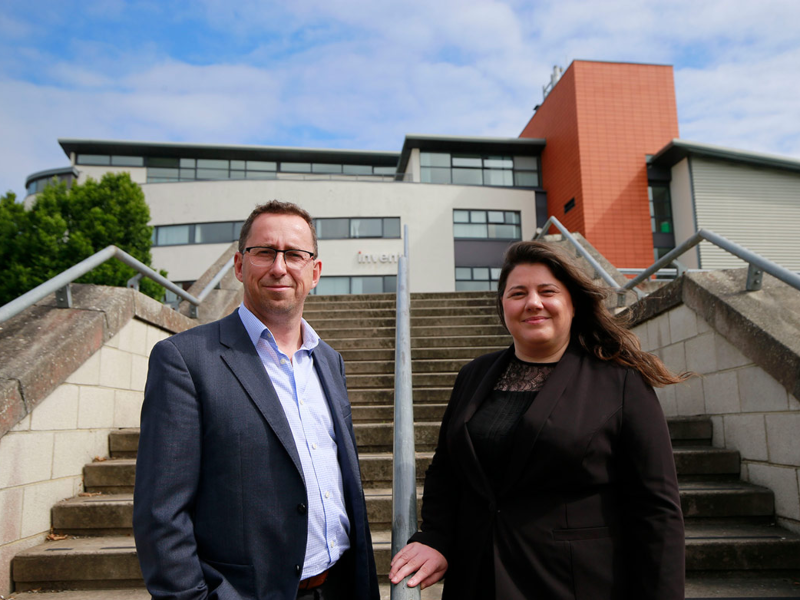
311,443,317,450
296,564,301,576
329,540,335,548
324,491,330,499
297,503,307,515
299,399,305,406
280,358,287,365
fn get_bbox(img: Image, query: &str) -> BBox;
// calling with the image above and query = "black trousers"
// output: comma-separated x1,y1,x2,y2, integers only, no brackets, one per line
296,555,349,600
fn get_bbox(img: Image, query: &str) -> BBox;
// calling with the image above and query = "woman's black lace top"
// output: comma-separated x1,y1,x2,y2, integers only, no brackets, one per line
466,356,557,489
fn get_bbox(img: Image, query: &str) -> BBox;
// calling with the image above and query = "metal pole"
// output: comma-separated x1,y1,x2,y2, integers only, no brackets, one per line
391,249,420,600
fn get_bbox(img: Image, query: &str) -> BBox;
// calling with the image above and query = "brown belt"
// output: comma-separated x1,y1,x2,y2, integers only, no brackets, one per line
298,567,330,590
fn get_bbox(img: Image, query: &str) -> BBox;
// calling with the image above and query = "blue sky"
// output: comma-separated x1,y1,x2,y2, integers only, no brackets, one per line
2,0,799,197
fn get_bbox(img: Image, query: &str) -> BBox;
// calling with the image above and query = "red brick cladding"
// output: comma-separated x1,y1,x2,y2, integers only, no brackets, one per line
520,61,679,268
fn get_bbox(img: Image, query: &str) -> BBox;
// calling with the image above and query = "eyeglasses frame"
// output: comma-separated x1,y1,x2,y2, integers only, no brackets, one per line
243,246,316,268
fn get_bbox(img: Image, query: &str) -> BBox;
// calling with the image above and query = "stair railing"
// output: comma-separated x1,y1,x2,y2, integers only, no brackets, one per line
391,225,420,600
536,217,800,306
0,245,233,324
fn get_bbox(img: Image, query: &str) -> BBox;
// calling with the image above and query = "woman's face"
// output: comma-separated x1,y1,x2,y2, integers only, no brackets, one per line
501,263,575,362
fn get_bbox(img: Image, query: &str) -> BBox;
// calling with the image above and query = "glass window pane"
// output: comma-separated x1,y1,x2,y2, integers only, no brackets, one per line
513,155,538,170
488,224,520,239
453,210,470,223
179,169,196,180
491,268,502,280
505,211,520,224
383,276,397,293
421,167,451,184
281,162,311,173
247,161,277,171
453,223,487,238
514,171,539,187
148,167,180,179
352,277,383,294
180,158,196,168
233,221,244,240
148,157,180,168
452,156,482,168
36,179,47,192
483,169,513,186
27,182,36,195
197,159,228,169
420,152,450,167
470,211,487,223
456,280,491,291
77,155,110,165
350,218,382,238
452,168,483,185
316,218,349,239
316,277,350,295
343,164,373,175
487,211,504,223
111,156,144,166
196,168,229,180
229,171,245,179
472,268,489,280
156,225,190,245
455,268,472,280
230,160,245,170
246,171,277,179
383,218,401,238
312,163,343,174
196,222,234,244
373,166,397,175
483,156,513,169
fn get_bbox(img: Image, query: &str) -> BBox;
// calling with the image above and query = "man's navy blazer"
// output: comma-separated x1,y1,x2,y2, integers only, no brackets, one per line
133,311,379,600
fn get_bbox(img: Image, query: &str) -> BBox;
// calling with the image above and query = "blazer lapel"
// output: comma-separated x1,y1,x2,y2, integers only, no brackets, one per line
449,346,516,499
497,342,582,496
218,313,304,478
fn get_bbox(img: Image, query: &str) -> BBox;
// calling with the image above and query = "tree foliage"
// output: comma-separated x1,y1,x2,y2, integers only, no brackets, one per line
0,173,166,306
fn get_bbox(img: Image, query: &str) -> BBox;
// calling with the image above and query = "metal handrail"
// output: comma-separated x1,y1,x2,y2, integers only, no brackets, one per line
0,245,216,324
621,229,800,293
391,226,420,600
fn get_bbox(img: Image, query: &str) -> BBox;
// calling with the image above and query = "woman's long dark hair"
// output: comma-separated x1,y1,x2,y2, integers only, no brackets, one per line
495,241,690,387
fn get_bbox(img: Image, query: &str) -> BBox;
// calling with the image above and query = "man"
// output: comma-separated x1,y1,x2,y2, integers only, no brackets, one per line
133,201,379,600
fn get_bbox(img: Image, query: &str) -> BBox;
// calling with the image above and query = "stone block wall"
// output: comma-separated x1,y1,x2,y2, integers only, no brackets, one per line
0,318,170,592
631,304,800,534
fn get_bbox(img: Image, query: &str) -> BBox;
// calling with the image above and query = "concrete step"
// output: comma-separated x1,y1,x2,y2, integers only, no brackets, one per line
354,422,439,453
680,482,774,520
348,388,452,404
311,314,501,330
675,447,741,480
347,372,457,390
12,536,141,591
365,487,422,531
358,452,434,489
669,416,713,447
339,346,506,362
84,459,136,493
685,521,800,574
684,576,800,597
352,404,448,423
330,334,512,350
346,358,471,375
52,494,133,536
321,324,509,341
109,429,139,458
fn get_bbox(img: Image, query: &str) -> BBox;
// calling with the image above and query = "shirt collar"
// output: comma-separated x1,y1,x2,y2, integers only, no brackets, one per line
237,303,320,353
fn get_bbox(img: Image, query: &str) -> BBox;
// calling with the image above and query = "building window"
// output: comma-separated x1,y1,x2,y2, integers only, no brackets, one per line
315,217,401,239
26,172,77,195
312,275,397,296
649,185,673,234
455,267,501,291
153,221,244,246
453,210,521,239
421,153,539,188
76,155,144,167
564,198,575,214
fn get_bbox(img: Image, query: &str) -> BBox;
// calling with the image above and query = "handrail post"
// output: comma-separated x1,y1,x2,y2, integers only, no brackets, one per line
391,226,420,600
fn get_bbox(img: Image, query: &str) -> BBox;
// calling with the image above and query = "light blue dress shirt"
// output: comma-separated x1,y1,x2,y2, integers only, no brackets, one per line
238,304,351,578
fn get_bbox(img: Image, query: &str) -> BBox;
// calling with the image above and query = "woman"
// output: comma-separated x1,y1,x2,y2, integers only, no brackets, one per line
389,241,687,599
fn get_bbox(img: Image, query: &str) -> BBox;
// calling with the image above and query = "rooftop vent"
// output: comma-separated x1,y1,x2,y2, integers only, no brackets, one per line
542,65,564,101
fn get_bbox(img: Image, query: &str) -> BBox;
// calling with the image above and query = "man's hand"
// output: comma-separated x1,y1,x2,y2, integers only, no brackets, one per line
388,542,448,589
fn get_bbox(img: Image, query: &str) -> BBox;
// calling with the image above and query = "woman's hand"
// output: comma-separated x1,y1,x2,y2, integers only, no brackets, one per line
389,542,448,589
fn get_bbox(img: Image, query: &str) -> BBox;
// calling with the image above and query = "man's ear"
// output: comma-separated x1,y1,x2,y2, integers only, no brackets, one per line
311,259,322,289
234,252,244,283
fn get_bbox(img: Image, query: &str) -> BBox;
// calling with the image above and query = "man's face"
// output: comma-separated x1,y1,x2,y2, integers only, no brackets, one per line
234,213,321,325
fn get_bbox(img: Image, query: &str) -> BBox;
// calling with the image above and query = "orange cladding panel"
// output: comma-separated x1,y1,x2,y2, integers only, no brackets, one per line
521,61,679,268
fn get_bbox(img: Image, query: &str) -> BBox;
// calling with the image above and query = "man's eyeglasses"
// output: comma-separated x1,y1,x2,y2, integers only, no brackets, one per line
244,246,316,269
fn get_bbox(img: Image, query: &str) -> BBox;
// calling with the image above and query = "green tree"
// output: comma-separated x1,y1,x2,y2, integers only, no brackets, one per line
0,173,166,306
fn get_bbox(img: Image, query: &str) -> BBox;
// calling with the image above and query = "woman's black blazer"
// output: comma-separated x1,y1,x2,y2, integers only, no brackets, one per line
410,343,685,600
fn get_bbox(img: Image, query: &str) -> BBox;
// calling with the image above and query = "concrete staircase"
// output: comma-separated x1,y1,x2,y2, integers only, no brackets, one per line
10,291,800,597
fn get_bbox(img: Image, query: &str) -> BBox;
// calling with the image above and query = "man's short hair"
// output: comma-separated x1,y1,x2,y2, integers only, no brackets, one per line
238,200,318,256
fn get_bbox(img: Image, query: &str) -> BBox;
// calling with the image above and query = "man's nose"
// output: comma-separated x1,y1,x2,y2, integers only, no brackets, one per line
269,252,288,274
